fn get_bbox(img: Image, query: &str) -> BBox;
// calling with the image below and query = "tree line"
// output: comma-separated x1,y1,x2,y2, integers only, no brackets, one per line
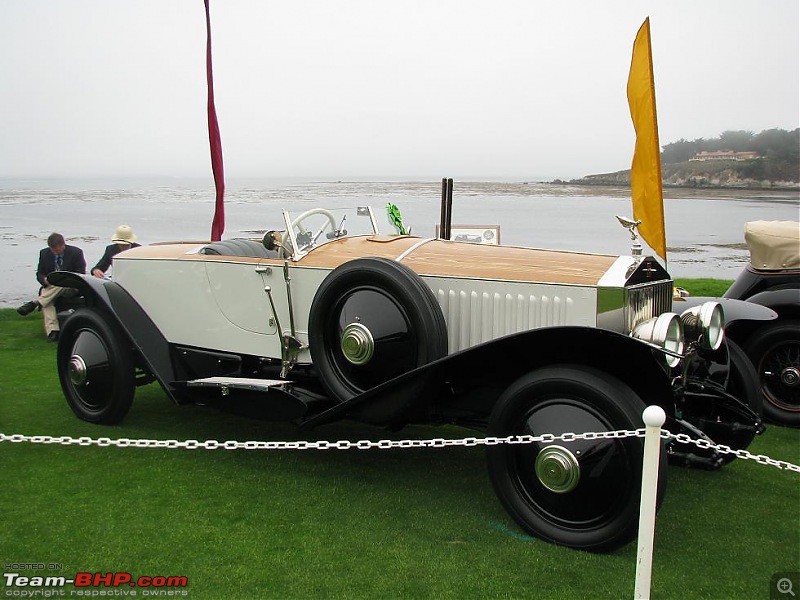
660,128,799,182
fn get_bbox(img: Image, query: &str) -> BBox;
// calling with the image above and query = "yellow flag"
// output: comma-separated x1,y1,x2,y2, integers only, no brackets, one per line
627,17,667,263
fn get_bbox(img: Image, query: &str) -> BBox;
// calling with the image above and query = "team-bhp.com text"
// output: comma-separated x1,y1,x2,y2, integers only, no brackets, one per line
3,573,188,597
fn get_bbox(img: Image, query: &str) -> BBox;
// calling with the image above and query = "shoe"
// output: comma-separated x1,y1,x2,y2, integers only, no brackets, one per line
47,331,60,343
17,301,38,316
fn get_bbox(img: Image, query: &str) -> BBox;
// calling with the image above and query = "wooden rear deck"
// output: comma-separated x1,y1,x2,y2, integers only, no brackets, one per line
118,236,617,286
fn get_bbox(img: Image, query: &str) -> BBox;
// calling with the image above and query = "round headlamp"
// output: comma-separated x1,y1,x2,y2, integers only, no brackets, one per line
632,313,685,368
680,301,725,351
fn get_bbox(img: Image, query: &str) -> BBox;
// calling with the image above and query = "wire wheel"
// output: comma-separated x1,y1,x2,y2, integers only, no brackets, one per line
745,320,800,427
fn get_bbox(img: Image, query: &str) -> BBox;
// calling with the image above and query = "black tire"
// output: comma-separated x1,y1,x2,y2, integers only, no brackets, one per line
727,339,763,417
744,320,800,428
57,308,135,424
709,340,763,464
308,257,447,402
486,366,666,552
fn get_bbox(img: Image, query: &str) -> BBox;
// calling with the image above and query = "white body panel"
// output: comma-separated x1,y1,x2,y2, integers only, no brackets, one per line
424,276,597,353
115,250,599,360
115,254,327,361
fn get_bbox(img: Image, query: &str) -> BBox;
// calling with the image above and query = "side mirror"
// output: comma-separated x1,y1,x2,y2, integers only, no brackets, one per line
263,230,294,259
263,230,280,251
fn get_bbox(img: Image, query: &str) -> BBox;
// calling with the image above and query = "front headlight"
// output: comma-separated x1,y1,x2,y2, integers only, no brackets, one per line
680,301,725,351
632,313,685,368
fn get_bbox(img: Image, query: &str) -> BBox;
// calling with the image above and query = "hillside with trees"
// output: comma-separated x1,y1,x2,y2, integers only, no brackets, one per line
568,128,799,189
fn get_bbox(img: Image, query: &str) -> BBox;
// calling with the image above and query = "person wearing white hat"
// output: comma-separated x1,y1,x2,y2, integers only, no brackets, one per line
91,225,140,278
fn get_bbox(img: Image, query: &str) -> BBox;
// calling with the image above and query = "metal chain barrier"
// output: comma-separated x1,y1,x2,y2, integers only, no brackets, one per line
0,429,644,451
661,430,800,473
1,429,798,473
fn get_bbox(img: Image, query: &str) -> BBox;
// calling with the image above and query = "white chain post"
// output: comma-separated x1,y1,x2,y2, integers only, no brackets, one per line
635,405,666,600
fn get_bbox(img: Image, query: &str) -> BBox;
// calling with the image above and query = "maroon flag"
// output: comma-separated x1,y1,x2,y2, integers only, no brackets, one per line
205,0,225,241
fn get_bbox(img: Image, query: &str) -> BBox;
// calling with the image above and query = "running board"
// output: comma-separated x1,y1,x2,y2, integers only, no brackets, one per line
185,376,291,394
179,376,313,421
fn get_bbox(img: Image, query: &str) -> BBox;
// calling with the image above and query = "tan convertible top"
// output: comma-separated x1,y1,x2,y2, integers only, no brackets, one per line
744,221,800,270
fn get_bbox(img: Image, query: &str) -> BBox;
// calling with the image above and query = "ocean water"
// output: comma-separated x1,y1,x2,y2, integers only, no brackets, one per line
1,177,798,307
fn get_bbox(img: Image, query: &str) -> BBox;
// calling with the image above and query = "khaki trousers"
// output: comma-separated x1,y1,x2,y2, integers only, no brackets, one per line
37,286,78,334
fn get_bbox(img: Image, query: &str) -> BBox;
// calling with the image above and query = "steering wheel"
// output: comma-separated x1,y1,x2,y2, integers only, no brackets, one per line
290,208,338,251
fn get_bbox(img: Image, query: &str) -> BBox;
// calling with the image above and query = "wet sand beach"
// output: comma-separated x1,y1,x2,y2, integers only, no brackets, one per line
1,178,797,307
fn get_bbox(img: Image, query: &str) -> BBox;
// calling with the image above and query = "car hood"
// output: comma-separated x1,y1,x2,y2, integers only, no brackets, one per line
117,235,643,287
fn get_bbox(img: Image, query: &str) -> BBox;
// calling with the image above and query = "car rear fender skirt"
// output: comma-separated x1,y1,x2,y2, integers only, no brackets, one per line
300,326,674,430
48,272,181,403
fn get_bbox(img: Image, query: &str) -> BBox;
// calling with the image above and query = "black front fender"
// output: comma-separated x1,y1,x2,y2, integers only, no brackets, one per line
674,295,778,351
301,327,676,430
745,288,800,317
673,296,777,325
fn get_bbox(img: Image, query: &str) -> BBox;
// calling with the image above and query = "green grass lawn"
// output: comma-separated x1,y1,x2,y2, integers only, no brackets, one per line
1,281,798,599
673,278,733,297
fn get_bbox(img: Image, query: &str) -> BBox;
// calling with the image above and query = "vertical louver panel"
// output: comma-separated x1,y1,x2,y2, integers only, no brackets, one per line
437,288,574,352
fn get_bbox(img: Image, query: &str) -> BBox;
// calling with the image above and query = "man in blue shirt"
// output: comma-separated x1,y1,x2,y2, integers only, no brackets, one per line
17,232,86,342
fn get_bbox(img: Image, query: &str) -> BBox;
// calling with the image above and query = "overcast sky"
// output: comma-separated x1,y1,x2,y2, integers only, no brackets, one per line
1,0,797,180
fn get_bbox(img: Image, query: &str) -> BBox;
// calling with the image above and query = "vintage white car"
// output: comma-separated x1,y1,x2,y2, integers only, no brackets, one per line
51,205,763,552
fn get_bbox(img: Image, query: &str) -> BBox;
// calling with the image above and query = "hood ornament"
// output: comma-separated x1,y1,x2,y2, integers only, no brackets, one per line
616,215,643,259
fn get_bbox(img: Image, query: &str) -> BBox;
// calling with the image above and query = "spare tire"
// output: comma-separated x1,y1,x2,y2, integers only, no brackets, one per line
308,257,447,402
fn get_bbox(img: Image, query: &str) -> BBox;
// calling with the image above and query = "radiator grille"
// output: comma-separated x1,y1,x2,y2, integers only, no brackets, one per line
624,280,673,333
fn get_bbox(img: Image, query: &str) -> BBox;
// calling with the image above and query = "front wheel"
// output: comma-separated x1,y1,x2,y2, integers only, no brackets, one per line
57,309,135,424
486,366,665,552
744,320,800,428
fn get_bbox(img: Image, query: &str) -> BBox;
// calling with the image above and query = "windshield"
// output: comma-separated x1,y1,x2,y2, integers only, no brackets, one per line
282,207,380,257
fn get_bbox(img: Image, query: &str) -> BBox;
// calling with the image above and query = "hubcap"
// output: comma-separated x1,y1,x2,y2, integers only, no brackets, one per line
340,322,375,365
535,445,581,493
68,355,88,386
781,366,800,388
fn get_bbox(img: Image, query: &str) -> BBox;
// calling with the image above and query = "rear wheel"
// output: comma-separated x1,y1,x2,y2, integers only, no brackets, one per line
487,366,665,552
57,309,135,424
744,321,800,428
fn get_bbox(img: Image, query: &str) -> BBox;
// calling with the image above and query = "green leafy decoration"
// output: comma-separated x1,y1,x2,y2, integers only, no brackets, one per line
386,202,408,235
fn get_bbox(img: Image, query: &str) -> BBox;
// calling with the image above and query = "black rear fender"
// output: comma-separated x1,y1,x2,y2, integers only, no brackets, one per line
48,272,181,403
